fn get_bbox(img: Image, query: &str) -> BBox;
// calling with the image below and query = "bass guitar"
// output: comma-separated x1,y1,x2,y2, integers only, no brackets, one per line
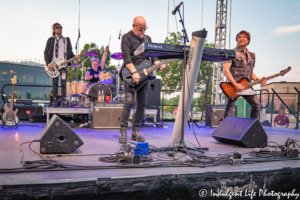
2,76,19,127
122,59,176,92
44,47,98,78
220,67,291,100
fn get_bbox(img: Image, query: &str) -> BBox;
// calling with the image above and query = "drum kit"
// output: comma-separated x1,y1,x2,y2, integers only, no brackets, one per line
64,51,124,108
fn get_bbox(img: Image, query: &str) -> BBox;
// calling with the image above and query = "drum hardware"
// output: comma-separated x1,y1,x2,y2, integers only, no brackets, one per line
111,52,123,102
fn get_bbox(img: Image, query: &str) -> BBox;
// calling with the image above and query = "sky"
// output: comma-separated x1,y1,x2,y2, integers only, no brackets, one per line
0,0,299,89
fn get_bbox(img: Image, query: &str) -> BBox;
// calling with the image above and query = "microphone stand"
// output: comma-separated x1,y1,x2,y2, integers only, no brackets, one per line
177,5,188,147
169,4,207,155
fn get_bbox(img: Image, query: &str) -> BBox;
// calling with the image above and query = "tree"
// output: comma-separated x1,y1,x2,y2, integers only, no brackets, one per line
67,43,112,82
289,102,296,114
279,102,285,113
156,32,214,93
266,100,275,113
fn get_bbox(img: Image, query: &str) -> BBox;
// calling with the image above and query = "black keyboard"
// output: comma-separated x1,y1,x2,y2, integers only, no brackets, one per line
134,42,236,62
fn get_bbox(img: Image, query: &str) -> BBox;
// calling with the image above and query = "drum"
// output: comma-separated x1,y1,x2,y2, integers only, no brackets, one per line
99,70,113,84
67,81,88,96
66,82,72,96
85,83,112,102
76,81,88,94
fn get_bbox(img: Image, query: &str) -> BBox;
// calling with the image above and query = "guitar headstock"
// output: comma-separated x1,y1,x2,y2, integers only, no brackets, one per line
11,76,17,85
280,66,291,76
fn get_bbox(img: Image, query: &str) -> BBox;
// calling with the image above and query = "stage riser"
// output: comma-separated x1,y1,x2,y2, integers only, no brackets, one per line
1,168,299,200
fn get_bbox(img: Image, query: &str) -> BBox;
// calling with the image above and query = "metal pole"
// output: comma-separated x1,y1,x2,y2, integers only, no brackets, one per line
295,87,300,129
270,92,274,127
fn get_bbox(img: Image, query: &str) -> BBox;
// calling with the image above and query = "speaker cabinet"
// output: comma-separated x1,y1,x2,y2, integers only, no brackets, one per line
205,105,236,127
146,79,161,107
40,114,84,154
91,102,123,129
211,117,268,148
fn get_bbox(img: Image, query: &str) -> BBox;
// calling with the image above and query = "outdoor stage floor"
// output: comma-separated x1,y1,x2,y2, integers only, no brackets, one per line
0,121,299,186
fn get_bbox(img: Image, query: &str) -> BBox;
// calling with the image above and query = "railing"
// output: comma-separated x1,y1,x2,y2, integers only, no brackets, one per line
268,88,300,129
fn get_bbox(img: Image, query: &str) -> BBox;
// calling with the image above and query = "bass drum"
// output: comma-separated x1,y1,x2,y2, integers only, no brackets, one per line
85,83,112,101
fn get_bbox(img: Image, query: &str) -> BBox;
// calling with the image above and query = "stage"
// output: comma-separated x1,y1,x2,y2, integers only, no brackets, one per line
0,121,300,200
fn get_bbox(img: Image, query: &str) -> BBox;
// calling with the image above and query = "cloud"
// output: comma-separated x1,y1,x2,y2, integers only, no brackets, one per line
273,24,300,36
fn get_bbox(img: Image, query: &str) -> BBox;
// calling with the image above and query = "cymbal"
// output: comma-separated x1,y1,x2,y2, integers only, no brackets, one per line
70,63,81,68
83,51,99,57
111,70,119,73
111,52,123,60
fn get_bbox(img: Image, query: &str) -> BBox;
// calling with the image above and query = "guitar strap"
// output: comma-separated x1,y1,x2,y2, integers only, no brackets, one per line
64,37,68,60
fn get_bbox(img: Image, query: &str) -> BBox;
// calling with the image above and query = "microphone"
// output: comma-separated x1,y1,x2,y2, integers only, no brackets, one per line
172,2,183,15
253,148,274,153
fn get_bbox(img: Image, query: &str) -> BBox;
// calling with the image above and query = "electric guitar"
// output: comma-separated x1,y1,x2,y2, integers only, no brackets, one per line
44,47,98,78
220,67,291,100
122,59,176,92
2,76,19,127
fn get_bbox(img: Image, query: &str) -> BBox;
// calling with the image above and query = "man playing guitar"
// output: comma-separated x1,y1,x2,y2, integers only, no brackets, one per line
119,16,166,144
44,22,79,108
223,30,266,119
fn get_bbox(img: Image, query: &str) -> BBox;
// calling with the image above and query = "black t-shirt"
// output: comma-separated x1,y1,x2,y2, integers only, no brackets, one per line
120,31,158,77
87,66,102,84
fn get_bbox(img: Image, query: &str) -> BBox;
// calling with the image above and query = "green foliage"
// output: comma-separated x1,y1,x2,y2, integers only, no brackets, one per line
279,102,285,112
289,102,296,114
266,100,275,113
156,32,214,94
67,43,112,82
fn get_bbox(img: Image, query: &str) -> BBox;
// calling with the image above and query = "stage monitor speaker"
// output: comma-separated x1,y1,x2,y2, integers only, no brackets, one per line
205,104,236,127
146,79,161,107
211,117,268,148
40,114,84,154
91,102,123,129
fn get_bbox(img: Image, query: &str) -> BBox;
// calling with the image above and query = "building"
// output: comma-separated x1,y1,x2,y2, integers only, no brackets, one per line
0,61,52,105
261,81,299,113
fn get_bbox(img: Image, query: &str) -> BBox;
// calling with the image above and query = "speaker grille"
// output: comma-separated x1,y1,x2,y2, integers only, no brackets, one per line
91,103,123,128
211,117,268,148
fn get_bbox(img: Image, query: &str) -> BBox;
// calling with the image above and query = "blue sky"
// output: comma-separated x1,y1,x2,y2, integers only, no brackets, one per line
0,0,299,87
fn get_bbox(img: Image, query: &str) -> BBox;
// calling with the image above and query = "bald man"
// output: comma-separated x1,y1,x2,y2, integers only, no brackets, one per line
119,16,166,144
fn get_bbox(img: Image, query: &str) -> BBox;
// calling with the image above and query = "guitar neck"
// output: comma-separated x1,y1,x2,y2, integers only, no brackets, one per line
60,56,77,67
146,59,176,74
9,84,15,110
250,73,280,87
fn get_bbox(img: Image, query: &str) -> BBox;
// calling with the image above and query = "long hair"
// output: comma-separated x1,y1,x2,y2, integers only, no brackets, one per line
52,22,62,36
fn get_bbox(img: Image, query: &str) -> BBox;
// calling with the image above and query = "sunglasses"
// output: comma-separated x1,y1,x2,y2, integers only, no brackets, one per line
55,26,63,30
135,26,148,31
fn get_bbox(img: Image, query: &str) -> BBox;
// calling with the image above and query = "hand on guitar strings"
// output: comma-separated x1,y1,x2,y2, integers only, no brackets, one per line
48,64,55,71
234,83,244,92
132,73,140,83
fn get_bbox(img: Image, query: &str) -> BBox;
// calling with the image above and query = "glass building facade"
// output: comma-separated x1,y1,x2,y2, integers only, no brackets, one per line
0,61,53,105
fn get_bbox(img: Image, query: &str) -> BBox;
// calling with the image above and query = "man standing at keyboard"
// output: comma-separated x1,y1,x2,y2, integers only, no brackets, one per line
223,30,266,119
119,16,166,144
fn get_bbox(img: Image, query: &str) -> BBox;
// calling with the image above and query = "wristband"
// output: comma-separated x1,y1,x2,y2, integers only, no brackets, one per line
131,71,138,75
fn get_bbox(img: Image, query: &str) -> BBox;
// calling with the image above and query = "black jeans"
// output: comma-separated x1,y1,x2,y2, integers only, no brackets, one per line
52,69,68,102
224,95,260,119
120,81,149,132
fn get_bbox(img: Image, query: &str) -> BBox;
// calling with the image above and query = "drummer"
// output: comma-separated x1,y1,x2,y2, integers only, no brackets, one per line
85,46,109,84
85,58,102,84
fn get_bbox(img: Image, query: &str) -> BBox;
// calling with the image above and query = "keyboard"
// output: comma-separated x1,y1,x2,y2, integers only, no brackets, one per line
134,42,235,62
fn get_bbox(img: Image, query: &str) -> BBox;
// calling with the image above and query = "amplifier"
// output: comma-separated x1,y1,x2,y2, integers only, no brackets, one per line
205,105,236,128
91,102,124,129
